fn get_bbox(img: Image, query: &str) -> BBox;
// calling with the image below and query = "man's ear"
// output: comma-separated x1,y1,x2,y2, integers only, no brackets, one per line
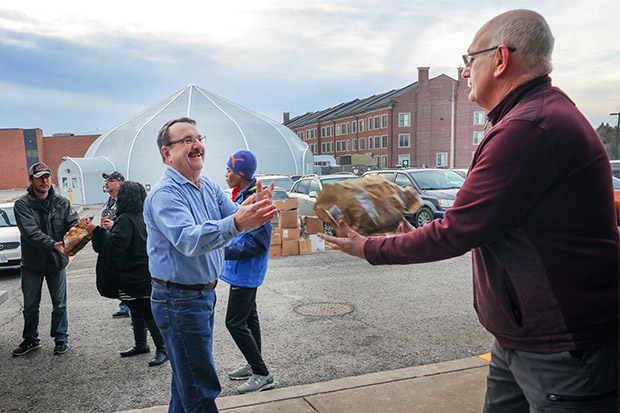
493,45,511,78
161,146,170,164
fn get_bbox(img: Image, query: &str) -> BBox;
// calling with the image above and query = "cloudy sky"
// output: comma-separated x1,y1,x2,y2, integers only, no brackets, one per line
1,0,619,136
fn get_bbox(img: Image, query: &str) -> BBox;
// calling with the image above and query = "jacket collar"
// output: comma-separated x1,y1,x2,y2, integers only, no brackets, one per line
487,75,551,127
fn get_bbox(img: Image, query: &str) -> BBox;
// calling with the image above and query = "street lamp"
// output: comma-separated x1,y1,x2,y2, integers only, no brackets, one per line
611,112,620,160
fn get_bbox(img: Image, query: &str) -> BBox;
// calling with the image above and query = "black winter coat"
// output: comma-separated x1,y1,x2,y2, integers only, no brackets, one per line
14,186,78,272
91,211,151,298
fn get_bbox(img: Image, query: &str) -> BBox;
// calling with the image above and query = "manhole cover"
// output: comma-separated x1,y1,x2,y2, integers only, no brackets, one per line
294,303,354,317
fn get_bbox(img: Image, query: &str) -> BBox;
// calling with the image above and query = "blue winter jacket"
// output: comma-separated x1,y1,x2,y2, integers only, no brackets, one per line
220,179,272,288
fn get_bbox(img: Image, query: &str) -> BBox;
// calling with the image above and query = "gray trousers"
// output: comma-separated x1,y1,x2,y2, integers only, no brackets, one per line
484,340,619,412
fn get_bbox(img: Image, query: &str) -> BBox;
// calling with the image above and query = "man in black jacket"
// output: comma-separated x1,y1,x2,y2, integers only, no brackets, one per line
12,162,78,356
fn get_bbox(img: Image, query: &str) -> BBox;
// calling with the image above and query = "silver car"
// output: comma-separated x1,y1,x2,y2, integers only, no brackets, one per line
0,202,21,270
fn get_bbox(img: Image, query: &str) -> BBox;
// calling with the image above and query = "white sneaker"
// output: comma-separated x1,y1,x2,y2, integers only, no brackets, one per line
237,373,275,394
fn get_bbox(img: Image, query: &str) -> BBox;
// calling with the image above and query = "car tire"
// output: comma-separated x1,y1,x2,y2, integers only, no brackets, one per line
323,223,336,236
414,207,433,228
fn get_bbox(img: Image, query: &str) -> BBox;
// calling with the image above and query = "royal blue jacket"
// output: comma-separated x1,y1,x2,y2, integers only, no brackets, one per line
220,179,272,288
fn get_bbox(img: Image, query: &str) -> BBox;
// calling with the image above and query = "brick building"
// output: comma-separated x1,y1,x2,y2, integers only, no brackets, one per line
0,129,99,190
284,67,486,170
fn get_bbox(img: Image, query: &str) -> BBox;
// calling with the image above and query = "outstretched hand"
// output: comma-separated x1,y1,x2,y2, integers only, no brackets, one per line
234,184,277,231
54,241,71,257
316,220,368,259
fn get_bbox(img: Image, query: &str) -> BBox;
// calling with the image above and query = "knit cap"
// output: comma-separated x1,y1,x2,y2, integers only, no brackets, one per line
227,150,257,180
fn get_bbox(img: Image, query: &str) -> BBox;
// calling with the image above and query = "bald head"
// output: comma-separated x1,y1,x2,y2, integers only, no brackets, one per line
476,9,554,78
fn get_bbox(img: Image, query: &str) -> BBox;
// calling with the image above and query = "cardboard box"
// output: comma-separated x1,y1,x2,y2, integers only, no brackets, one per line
309,234,325,252
282,239,299,256
274,198,298,211
278,210,298,228
270,232,282,246
275,227,300,240
298,238,312,255
269,245,282,258
304,216,323,235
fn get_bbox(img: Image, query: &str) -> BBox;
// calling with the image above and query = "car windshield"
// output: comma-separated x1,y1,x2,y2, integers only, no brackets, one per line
258,177,294,191
320,176,359,185
0,206,17,227
410,170,465,190
272,189,289,201
613,176,620,191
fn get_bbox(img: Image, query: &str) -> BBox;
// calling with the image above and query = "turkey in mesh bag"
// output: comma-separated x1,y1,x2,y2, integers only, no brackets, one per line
313,175,423,237
63,216,94,256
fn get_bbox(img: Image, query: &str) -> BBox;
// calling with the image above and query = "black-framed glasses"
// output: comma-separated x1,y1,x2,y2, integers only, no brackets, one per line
462,46,516,66
165,135,206,147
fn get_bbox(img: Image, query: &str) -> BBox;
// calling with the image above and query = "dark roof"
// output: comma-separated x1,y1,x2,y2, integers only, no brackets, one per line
284,81,419,128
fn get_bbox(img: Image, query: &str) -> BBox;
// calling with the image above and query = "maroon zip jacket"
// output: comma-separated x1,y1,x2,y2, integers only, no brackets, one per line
364,76,619,352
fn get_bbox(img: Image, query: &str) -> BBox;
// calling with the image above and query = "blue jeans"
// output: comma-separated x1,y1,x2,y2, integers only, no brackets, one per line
151,283,220,413
21,268,68,343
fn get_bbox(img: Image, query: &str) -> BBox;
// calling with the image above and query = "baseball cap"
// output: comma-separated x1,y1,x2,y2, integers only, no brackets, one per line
28,162,52,178
102,171,125,181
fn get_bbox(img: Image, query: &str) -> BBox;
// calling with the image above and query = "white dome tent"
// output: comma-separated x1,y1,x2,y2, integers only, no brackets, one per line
58,85,313,204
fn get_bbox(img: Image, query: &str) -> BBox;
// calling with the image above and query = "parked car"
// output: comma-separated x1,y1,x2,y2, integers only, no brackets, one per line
451,168,468,178
0,202,21,271
613,176,620,224
288,173,360,234
255,174,295,192
363,168,465,227
611,160,620,179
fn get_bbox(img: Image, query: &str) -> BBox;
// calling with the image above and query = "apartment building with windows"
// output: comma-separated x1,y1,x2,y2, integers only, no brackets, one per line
284,67,486,169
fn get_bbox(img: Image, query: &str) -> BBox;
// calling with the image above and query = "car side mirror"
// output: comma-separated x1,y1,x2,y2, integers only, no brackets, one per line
309,191,318,198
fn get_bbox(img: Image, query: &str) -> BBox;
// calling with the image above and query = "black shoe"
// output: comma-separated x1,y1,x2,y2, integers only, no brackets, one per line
120,345,150,357
53,341,68,355
112,311,130,318
12,340,41,357
148,351,169,367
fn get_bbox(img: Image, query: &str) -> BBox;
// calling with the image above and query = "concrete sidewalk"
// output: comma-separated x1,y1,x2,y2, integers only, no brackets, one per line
119,356,489,413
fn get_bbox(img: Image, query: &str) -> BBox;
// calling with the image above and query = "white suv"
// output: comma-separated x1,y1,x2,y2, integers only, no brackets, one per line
287,173,360,218
0,202,21,271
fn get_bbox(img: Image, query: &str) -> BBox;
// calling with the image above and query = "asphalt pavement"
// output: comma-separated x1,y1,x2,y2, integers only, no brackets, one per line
0,188,494,412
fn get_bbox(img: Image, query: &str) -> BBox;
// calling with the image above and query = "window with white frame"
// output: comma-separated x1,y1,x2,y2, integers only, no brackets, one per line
398,133,410,148
436,152,448,167
311,129,315,139
306,130,309,140
398,154,410,167
336,141,341,152
381,135,388,148
374,136,381,149
399,113,411,127
473,131,484,145
474,111,485,125
352,121,357,133
352,139,358,151
374,116,380,130
359,119,365,132
374,156,380,167
335,124,341,136
381,155,388,168
346,122,350,134
359,137,365,150
321,143,326,152
368,136,373,149
368,117,373,130
381,114,388,129
330,126,334,136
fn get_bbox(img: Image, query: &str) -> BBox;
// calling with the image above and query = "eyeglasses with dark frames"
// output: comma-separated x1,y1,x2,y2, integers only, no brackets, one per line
165,135,207,147
462,46,516,66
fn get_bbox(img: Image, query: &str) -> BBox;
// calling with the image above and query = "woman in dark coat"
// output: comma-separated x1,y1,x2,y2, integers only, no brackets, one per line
87,181,167,367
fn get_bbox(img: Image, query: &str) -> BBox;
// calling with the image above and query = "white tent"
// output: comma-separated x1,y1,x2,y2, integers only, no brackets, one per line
60,85,313,204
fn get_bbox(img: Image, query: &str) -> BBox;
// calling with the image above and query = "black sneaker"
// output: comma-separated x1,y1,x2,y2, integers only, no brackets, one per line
12,340,41,357
112,311,129,318
53,341,68,355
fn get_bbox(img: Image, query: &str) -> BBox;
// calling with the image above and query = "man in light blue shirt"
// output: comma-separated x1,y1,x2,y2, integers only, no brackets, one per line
144,117,276,412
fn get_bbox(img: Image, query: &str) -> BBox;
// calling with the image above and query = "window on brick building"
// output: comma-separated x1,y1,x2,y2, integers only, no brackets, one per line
382,135,388,148
381,155,388,168
311,129,315,139
330,126,334,136
374,136,380,149
398,133,410,148
352,121,357,133
347,140,351,151
346,122,350,134
368,136,373,149
359,137,365,150
398,154,410,167
399,113,411,127
335,124,341,136
359,119,365,132
436,152,448,167
352,139,358,151
473,131,484,145
381,114,388,129
336,141,341,152
374,116,380,130
374,156,380,167
368,117,373,131
474,111,486,125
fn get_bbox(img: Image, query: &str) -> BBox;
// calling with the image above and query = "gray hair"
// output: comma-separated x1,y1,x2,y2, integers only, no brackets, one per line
491,11,554,77
156,117,197,162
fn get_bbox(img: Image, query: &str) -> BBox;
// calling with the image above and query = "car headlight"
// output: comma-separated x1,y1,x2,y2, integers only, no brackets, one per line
438,199,454,209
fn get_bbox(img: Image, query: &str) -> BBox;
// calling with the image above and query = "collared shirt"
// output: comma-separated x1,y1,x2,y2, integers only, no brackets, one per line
144,166,241,284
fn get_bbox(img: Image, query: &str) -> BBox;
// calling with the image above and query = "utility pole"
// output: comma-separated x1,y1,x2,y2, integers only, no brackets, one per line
449,83,456,168
611,112,620,160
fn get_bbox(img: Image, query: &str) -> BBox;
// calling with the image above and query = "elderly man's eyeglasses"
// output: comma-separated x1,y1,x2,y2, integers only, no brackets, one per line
462,46,516,66
165,135,206,147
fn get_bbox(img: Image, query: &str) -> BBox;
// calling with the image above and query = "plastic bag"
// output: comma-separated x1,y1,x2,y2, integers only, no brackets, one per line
63,216,93,256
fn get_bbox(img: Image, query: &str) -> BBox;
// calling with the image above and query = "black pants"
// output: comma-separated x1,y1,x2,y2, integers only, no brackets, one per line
124,298,155,321
225,285,268,376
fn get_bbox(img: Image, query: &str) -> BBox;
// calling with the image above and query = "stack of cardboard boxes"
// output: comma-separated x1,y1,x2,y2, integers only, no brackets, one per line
269,198,325,258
